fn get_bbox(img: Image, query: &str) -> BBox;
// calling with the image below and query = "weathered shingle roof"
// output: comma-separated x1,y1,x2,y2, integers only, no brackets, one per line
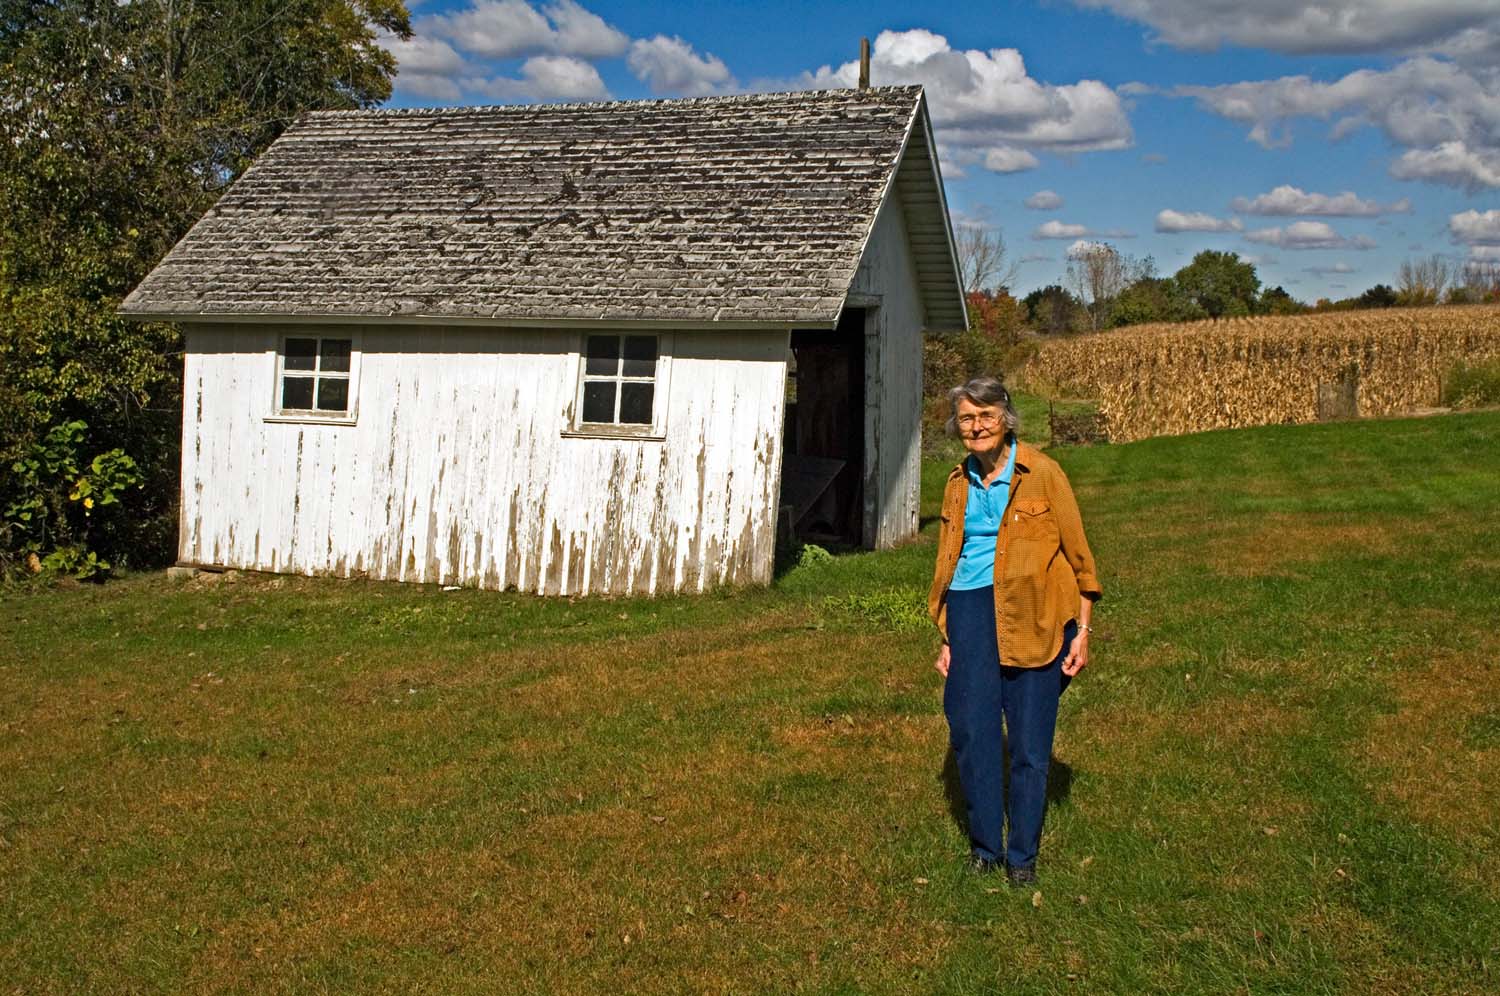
119,87,964,330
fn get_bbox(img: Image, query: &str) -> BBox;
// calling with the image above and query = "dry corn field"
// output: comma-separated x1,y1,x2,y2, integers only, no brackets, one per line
1023,305,1500,441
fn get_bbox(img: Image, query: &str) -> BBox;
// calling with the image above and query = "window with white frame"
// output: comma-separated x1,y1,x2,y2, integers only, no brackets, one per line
277,336,354,417
576,333,660,428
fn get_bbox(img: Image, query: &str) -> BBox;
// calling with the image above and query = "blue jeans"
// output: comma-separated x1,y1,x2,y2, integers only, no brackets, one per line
943,585,1074,869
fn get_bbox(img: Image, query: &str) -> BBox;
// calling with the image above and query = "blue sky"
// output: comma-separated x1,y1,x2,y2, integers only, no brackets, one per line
383,1,1500,301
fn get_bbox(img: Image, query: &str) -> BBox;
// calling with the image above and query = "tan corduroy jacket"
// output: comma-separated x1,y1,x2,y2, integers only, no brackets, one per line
927,441,1103,669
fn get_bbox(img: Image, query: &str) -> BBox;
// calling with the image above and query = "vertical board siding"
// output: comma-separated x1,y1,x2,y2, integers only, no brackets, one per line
850,188,926,548
180,324,789,595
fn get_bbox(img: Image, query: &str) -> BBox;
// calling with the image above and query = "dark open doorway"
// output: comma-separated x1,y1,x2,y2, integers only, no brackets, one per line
779,307,866,548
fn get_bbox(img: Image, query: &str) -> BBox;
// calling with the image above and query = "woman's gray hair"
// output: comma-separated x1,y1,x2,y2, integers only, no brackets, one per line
945,375,1020,438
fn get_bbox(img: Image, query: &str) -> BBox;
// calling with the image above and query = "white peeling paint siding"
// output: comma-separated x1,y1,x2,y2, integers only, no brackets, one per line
179,324,789,594
850,187,926,548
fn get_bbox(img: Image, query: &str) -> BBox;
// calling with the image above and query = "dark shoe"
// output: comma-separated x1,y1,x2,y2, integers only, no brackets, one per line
1006,864,1038,886
968,855,1002,875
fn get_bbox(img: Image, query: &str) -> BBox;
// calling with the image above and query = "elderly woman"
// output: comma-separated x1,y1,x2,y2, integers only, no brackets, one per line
929,375,1102,884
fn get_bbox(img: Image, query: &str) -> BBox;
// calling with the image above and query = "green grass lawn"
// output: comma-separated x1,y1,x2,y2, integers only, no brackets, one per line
3,411,1499,995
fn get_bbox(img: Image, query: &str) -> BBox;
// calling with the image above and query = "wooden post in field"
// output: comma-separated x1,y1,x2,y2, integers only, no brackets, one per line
859,38,870,89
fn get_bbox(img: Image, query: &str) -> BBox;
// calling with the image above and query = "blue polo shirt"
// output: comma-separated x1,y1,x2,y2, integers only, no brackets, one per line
949,445,1017,591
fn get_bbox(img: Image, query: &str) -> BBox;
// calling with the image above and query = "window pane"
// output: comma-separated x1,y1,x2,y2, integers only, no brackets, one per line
585,335,619,376
316,377,349,412
582,381,616,423
282,376,315,409
284,338,317,371
320,339,352,373
619,382,654,424
621,335,658,378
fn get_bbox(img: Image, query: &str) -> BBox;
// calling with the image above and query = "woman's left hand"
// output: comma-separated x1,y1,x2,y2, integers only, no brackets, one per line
1062,631,1089,677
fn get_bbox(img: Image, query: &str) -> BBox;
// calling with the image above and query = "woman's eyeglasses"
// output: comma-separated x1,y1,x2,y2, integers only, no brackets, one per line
956,413,1002,429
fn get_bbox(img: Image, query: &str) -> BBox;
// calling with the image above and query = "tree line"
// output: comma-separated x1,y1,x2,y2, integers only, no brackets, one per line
956,226,1500,341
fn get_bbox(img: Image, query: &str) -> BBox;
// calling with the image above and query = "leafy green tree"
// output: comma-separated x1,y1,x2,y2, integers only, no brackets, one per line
1172,250,1261,319
1311,297,1359,312
1258,285,1305,315
1357,284,1398,309
1110,276,1205,327
1022,284,1086,334
1,0,410,573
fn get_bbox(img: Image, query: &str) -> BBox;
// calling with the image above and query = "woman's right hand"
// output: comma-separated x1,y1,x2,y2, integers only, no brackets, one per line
934,643,951,678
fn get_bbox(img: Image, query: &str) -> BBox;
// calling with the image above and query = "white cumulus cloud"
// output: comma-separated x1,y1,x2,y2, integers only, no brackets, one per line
1244,220,1378,250
1036,221,1091,239
464,54,609,101
983,148,1041,173
544,0,631,57
1175,56,1500,191
1449,208,1500,245
1025,190,1065,210
1230,184,1411,216
1036,221,1134,241
1305,261,1356,275
627,35,735,95
382,34,468,76
378,34,472,100
419,0,628,60
1070,1,1500,57
1155,209,1243,233
779,29,1133,174
384,1,629,103
1391,142,1500,190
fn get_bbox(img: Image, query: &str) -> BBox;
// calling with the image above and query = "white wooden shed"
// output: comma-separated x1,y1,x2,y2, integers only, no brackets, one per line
120,86,966,595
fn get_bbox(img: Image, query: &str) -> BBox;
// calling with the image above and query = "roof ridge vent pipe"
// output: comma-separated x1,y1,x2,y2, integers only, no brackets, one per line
858,37,870,89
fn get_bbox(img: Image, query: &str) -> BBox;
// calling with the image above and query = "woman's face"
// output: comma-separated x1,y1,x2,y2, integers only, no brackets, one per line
955,397,1007,458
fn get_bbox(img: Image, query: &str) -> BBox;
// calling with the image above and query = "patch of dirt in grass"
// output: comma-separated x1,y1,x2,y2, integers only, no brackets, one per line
1205,515,1402,577
1459,555,1500,575
465,789,949,992
774,712,941,751
0,674,124,764
176,851,477,993
1361,652,1500,888
497,612,812,693
1073,689,1304,777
